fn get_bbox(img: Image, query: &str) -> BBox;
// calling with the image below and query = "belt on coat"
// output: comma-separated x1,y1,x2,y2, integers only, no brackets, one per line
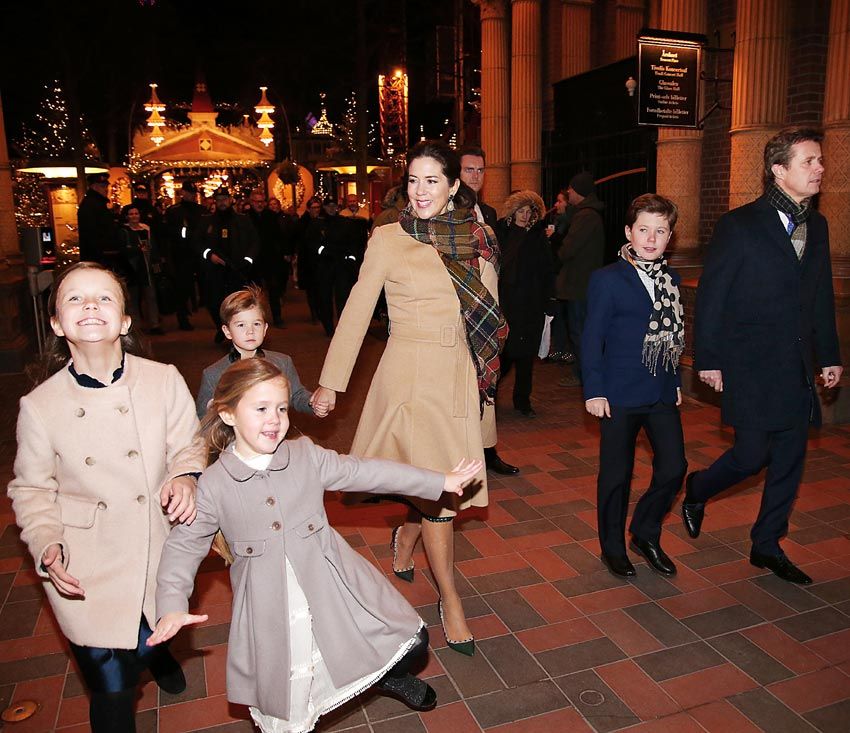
388,322,470,418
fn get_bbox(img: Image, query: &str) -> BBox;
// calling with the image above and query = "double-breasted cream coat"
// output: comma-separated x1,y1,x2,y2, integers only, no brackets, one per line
7,355,205,649
156,437,445,721
319,222,496,516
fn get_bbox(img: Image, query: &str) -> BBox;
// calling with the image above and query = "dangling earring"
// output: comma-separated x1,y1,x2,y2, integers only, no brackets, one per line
447,193,455,212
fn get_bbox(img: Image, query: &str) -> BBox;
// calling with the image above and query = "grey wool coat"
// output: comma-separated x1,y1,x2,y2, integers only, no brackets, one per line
196,350,312,419
156,436,444,720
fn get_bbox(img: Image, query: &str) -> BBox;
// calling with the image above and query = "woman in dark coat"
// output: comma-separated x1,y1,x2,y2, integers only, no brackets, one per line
495,191,556,417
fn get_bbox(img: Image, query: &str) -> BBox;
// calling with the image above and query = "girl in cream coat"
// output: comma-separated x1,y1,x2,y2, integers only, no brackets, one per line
7,263,205,732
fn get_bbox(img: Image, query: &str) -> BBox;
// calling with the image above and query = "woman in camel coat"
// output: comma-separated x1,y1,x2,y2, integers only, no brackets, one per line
312,140,505,655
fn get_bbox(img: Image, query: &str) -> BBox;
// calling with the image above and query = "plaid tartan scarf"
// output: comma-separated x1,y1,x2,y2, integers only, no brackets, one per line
398,205,508,414
619,244,684,376
766,183,810,260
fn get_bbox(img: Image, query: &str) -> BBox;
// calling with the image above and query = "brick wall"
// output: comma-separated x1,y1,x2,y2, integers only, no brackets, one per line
698,0,736,248
786,1,829,127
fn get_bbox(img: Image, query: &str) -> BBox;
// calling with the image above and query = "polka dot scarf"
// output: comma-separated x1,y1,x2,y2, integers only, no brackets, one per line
620,244,684,375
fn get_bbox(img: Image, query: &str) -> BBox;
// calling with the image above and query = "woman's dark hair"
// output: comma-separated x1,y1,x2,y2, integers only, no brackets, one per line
28,262,146,385
405,140,477,210
625,193,679,230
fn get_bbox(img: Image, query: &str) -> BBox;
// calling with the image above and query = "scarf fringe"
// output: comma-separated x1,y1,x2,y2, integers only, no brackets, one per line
642,333,684,376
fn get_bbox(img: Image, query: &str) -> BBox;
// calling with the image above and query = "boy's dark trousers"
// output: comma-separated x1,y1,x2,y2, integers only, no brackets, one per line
597,401,687,557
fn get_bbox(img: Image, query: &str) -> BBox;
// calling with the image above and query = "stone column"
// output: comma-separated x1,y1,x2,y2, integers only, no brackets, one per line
821,0,850,284
820,0,850,418
511,0,542,193
477,0,511,208
542,0,563,131
655,0,707,277
561,0,593,79
728,0,791,210
0,91,30,371
614,0,648,62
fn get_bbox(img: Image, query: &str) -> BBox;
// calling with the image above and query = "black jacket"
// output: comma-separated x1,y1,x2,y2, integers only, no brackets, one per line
494,220,556,358
478,201,498,230
77,189,118,264
555,194,605,300
163,200,205,268
198,208,259,271
695,194,841,429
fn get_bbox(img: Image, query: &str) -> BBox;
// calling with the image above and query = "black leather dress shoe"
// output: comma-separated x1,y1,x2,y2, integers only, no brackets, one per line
601,553,636,577
484,448,520,475
681,472,705,539
516,406,537,418
149,650,187,695
750,550,812,585
629,538,677,576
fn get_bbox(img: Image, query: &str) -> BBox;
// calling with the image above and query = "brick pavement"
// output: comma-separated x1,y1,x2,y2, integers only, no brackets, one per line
1,290,848,732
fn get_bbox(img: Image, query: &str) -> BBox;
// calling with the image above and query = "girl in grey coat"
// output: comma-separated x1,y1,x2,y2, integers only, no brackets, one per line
148,359,481,732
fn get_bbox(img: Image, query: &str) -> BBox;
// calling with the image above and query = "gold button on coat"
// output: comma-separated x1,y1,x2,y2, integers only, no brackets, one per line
307,523,315,531
266,497,275,506
75,408,85,418
137,495,147,504
127,450,139,459
85,457,95,466
271,521,281,531
117,406,129,414
246,547,253,555
97,501,107,510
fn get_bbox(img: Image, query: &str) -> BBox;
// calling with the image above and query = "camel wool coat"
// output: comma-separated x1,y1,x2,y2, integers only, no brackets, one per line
7,355,205,649
319,222,497,515
156,437,444,721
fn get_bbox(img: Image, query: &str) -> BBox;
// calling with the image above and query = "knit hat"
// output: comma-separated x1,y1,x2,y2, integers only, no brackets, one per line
568,172,595,198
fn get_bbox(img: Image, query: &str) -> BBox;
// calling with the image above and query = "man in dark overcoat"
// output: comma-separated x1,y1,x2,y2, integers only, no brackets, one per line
197,187,259,340
77,172,118,266
685,127,842,585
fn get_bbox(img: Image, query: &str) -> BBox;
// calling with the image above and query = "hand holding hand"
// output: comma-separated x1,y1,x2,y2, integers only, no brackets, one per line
42,543,85,597
309,386,337,417
585,397,611,418
160,475,198,524
146,612,208,647
699,370,723,392
676,387,683,406
443,458,484,495
821,366,843,389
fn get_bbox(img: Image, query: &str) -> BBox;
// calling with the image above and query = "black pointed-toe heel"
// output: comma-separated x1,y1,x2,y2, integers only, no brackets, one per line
390,526,415,583
438,600,475,657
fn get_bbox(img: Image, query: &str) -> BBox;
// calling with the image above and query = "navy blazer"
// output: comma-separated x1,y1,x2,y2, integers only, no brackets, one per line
695,194,840,430
582,259,681,407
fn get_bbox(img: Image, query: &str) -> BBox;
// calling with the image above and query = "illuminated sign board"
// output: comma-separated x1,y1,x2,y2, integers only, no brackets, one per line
638,31,704,128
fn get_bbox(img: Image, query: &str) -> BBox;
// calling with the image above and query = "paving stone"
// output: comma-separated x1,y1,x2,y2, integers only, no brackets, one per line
807,576,850,605
728,688,818,733
679,546,744,570
751,575,824,613
707,632,794,685
465,680,569,729
680,604,764,638
483,589,547,631
555,669,640,733
803,699,850,733
553,571,627,598
775,606,850,642
624,602,699,647
634,641,724,682
478,634,547,687
468,567,545,594
434,646,503,698
536,637,626,677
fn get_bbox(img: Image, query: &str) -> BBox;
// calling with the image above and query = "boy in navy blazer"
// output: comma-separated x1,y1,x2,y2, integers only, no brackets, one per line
582,194,687,578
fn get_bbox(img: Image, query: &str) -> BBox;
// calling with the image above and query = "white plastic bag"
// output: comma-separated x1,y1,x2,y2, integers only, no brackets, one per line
538,315,554,359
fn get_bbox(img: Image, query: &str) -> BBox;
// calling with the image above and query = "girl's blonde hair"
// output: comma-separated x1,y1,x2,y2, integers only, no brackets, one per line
199,358,291,462
30,262,146,384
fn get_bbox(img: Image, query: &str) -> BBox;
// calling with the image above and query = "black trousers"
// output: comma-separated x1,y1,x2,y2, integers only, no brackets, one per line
597,401,687,556
500,350,535,410
204,263,249,330
316,259,356,336
688,409,809,555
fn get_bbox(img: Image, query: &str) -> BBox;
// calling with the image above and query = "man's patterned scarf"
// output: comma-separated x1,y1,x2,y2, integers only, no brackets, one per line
766,183,810,261
398,205,508,414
